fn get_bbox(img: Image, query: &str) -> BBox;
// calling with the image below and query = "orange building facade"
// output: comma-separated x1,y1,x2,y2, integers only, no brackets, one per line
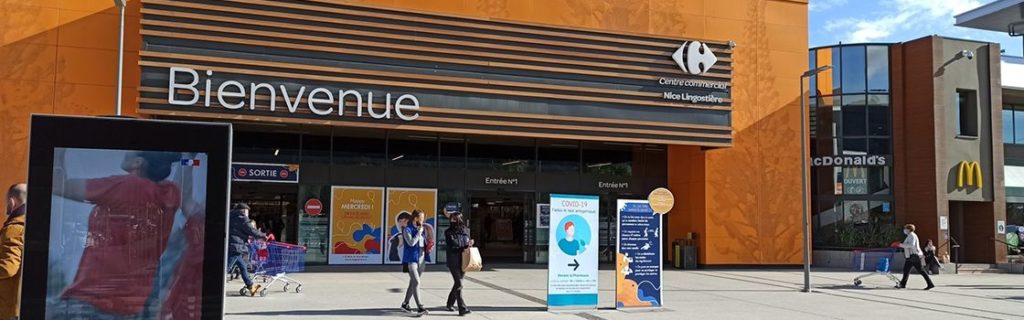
1,0,809,265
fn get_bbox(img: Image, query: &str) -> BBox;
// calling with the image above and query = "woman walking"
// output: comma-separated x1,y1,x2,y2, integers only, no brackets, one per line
444,212,473,316
401,210,428,316
897,224,935,290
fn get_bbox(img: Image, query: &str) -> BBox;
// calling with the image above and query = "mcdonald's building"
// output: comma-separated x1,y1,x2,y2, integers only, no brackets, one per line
809,35,1015,267
0,0,811,267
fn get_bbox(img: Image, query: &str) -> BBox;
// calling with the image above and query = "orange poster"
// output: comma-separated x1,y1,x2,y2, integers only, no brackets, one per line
329,186,384,265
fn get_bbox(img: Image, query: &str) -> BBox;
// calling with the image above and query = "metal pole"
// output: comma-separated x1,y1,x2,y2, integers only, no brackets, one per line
800,76,811,292
115,4,125,116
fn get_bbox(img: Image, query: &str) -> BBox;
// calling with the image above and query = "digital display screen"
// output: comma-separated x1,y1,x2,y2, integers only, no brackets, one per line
46,148,209,319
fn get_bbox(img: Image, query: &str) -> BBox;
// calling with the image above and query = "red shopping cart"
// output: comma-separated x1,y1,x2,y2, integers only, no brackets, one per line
244,240,307,297
851,247,900,287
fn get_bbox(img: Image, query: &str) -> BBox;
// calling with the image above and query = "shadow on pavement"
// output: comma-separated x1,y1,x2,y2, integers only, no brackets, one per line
226,306,548,317
226,308,401,317
817,284,895,290
943,285,1024,290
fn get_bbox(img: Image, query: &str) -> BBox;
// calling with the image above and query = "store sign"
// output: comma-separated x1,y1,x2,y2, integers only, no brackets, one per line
232,163,299,183
168,67,421,121
660,40,730,106
671,41,717,75
484,176,519,186
616,199,662,309
548,194,599,309
956,160,983,189
811,155,888,167
598,181,629,190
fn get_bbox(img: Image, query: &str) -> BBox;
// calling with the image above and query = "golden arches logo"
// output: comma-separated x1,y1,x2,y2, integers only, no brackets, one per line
956,161,983,189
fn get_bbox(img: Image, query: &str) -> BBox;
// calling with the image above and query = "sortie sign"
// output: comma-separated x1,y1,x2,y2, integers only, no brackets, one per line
232,162,300,183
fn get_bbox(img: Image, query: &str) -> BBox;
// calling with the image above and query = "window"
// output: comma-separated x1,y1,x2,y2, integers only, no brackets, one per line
1004,107,1015,144
956,89,978,137
1014,106,1024,144
388,133,438,168
841,46,867,94
866,46,889,93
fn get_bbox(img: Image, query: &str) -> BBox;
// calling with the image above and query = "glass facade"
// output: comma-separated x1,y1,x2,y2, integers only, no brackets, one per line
809,44,896,249
231,127,668,264
1002,105,1024,144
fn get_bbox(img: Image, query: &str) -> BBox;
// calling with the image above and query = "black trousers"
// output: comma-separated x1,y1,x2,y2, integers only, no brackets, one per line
447,253,467,310
899,254,935,288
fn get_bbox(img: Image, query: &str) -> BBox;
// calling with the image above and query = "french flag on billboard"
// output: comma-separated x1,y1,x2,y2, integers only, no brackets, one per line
180,159,201,166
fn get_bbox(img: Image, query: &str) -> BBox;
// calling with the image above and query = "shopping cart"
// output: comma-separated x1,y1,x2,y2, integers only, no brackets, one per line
851,247,900,287
243,240,307,297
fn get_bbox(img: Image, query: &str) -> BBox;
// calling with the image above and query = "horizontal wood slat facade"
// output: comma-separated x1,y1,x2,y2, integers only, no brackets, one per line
138,0,734,146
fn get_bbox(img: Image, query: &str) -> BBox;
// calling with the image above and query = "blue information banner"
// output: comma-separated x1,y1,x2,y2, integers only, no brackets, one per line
231,162,299,183
616,200,662,309
547,194,599,309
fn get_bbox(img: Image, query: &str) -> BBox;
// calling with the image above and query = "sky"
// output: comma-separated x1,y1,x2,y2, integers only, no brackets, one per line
809,0,1023,57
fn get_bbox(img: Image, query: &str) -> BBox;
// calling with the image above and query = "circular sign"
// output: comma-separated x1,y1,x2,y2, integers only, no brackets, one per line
648,188,674,214
305,198,324,216
279,169,289,179
237,168,247,177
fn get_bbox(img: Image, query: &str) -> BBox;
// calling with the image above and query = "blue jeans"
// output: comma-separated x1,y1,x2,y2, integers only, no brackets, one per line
227,252,254,287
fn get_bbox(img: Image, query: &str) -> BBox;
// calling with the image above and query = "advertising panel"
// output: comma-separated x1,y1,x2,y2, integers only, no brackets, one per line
547,194,599,309
23,116,231,320
384,188,438,265
616,200,663,309
328,186,385,265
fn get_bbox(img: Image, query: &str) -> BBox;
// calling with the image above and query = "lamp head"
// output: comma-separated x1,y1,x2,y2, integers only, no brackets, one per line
960,50,974,60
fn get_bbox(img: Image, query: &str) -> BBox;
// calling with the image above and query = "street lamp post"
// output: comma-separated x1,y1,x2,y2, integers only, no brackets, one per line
799,65,832,293
114,0,127,116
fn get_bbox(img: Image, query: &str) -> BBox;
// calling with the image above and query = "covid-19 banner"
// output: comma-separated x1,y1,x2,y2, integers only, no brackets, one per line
547,194,599,309
328,186,384,265
615,199,663,309
384,188,438,265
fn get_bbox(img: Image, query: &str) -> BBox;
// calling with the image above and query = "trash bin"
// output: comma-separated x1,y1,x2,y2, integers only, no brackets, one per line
683,245,698,269
681,232,698,270
672,240,683,269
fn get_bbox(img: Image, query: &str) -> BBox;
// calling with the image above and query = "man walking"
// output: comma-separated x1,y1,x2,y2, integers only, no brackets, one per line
897,223,935,290
1,183,27,320
228,203,267,296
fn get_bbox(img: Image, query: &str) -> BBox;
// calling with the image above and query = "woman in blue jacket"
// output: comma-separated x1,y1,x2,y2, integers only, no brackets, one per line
400,210,428,316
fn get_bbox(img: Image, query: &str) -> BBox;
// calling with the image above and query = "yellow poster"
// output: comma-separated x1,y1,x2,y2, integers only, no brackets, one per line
329,186,384,265
384,188,438,264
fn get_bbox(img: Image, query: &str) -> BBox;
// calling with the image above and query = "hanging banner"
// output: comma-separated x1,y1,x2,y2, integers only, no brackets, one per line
385,188,438,265
328,186,384,265
616,200,663,309
547,194,599,309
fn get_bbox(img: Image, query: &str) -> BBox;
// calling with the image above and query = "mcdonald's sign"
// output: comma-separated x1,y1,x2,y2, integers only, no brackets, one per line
956,161,983,189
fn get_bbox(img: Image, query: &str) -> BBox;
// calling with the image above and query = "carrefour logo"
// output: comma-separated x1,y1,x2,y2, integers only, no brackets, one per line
671,41,717,75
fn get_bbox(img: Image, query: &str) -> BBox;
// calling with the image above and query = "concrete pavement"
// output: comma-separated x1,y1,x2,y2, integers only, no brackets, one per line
223,265,1024,319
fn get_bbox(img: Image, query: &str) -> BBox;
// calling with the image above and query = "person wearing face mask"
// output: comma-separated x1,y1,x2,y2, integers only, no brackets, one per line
897,224,934,290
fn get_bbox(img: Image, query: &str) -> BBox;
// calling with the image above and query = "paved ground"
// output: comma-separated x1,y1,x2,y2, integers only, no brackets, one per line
223,265,1024,319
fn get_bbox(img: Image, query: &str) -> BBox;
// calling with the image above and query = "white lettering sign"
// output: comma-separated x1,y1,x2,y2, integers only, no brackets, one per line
485,177,519,185
811,155,889,167
166,67,421,121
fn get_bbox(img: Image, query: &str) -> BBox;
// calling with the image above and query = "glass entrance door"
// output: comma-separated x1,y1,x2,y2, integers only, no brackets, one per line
468,191,534,263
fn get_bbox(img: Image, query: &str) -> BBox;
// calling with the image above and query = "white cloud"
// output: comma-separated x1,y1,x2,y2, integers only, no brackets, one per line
830,0,983,43
809,0,849,12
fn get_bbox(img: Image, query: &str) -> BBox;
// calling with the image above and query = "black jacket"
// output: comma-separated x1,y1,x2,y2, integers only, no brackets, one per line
445,226,470,255
228,210,265,255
